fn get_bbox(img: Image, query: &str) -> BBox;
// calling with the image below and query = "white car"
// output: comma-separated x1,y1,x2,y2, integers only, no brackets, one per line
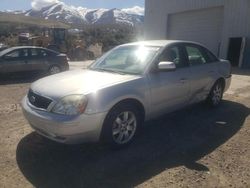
22,40,231,147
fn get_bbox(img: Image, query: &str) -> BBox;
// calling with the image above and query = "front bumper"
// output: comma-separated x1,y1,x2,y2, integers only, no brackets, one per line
22,96,107,144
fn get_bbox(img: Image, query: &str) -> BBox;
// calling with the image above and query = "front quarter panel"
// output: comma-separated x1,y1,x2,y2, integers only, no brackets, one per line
84,76,150,116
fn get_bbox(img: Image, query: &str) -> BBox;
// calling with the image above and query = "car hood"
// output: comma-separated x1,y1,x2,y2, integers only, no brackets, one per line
31,69,139,100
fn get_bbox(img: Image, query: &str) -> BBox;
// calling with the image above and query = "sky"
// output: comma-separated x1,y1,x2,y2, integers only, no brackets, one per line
0,0,145,11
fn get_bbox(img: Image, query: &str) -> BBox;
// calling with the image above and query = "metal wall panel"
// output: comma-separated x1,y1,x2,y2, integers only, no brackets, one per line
145,0,250,65
167,7,224,55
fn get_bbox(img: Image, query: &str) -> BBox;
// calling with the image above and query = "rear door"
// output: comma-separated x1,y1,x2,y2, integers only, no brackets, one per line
27,48,49,71
184,44,218,104
2,49,29,73
147,44,191,116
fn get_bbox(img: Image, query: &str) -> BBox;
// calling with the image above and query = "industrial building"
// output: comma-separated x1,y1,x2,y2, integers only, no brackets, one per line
144,0,250,68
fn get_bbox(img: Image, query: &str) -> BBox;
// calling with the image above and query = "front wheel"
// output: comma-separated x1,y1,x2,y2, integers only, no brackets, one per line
101,104,142,148
207,81,224,107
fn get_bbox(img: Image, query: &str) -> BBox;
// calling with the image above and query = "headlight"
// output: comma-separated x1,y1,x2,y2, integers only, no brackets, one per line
51,95,88,116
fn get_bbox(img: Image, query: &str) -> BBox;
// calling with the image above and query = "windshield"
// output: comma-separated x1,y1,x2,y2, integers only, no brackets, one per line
0,48,12,56
89,45,160,75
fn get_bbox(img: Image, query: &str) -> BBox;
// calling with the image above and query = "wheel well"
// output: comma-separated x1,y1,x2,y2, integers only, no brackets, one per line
110,99,145,121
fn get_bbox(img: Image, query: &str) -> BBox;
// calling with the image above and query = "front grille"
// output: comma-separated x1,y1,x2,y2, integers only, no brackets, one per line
28,90,52,110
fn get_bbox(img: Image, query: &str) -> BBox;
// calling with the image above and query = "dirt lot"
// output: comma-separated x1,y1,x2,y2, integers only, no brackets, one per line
0,65,250,188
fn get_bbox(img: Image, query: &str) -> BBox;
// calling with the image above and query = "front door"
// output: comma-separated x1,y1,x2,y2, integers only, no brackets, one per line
2,49,29,73
147,44,191,117
28,48,48,71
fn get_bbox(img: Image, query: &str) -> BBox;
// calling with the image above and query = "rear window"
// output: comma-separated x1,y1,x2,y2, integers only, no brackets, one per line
31,49,58,57
45,49,59,56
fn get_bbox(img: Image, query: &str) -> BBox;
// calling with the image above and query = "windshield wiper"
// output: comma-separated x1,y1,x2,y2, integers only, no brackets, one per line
90,68,126,75
103,69,126,75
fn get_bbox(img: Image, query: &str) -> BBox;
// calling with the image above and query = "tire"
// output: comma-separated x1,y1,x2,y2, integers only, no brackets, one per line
101,103,142,148
48,65,61,75
207,80,224,107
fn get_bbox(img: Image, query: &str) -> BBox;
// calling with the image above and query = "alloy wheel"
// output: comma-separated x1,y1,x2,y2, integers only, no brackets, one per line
112,111,137,144
212,83,222,105
49,66,60,75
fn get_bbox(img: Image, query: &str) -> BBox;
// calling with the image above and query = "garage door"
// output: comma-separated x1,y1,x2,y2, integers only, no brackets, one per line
167,7,224,56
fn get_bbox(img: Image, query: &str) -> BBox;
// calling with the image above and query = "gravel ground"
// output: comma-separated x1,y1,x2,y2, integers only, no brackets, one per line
0,65,249,188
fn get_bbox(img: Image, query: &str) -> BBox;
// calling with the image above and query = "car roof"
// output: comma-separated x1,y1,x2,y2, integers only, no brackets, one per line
0,46,56,56
5,46,46,50
121,40,204,48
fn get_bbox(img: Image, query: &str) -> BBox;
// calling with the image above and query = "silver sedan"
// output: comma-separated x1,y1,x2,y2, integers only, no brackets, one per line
22,40,231,147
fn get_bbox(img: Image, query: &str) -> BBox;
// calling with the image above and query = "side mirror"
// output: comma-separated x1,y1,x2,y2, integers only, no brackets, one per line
158,61,176,71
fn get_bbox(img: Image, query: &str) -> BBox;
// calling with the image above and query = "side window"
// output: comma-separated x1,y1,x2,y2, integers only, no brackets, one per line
37,49,48,57
4,50,19,59
30,49,39,57
4,49,28,60
185,45,207,66
21,49,29,57
202,47,218,63
159,46,186,68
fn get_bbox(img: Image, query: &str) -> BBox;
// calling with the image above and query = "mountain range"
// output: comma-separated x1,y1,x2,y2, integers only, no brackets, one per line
8,2,144,26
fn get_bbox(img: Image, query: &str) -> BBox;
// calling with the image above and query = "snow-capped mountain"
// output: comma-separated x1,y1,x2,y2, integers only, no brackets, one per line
24,2,144,26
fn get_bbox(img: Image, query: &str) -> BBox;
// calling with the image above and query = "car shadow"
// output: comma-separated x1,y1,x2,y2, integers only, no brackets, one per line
0,72,46,85
16,100,249,188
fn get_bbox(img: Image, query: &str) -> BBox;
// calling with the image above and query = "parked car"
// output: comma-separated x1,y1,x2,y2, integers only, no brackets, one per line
0,46,69,75
0,43,8,52
22,40,231,147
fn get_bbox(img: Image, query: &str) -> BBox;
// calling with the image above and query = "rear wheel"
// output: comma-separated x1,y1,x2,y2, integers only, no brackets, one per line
207,81,224,107
49,65,61,75
101,104,142,148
